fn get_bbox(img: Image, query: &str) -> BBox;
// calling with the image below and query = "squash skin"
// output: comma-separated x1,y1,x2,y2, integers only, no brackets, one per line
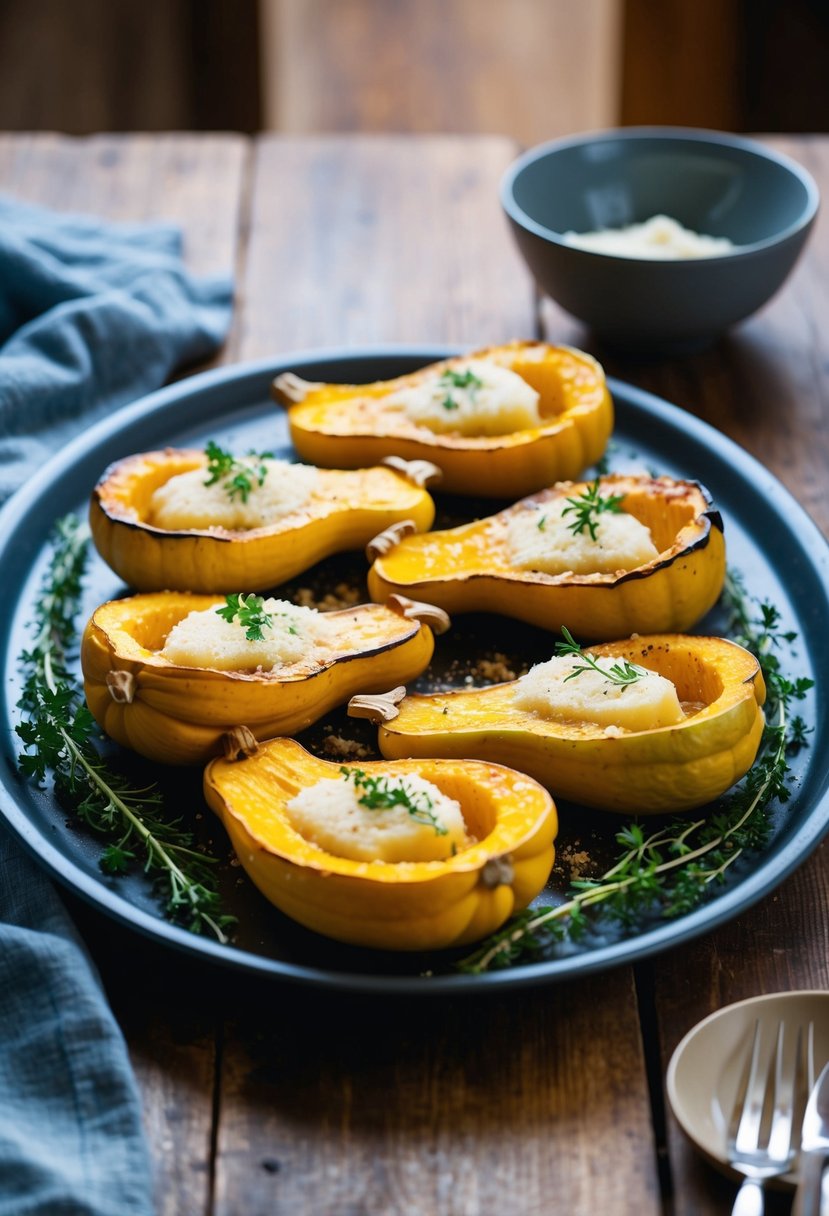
203,739,557,950
368,476,726,639
273,341,614,498
89,449,436,593
373,635,766,815
81,593,437,766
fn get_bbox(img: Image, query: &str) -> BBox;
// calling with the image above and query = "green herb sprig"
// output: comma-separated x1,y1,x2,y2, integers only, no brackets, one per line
340,767,448,835
203,440,273,503
216,593,298,641
438,367,483,412
16,516,233,940
555,626,646,688
456,574,813,973
562,479,625,541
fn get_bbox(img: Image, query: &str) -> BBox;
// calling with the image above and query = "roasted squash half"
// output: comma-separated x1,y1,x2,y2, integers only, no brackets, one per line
367,476,726,639
82,592,443,766
203,738,557,950
272,341,613,498
90,449,437,593
354,635,766,815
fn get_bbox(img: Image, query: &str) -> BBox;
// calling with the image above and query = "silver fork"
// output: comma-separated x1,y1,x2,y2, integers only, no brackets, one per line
726,1019,805,1216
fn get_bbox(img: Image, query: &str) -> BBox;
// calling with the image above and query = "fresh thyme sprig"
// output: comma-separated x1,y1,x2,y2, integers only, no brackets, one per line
438,367,483,412
15,515,234,941
562,479,624,541
555,626,646,687
456,575,813,973
340,767,448,835
203,440,273,503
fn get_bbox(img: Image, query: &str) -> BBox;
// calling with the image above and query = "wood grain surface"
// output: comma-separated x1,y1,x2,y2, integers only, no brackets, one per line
1,132,827,1216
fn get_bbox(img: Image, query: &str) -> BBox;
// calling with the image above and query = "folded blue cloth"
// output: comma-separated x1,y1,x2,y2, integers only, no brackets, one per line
0,192,234,1215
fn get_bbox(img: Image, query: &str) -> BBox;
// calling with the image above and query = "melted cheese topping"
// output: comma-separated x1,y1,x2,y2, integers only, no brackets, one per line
386,359,541,436
149,458,318,531
514,655,684,731
562,214,734,260
160,599,331,671
506,503,658,574
286,774,467,862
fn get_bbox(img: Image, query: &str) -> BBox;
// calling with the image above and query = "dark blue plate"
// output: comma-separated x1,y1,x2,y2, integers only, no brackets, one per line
1,348,827,994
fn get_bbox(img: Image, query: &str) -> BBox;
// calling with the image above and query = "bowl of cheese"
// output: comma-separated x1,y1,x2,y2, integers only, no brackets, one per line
501,126,819,352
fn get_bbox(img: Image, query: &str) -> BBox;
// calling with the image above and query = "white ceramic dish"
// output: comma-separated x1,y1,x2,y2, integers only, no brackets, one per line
666,990,829,1185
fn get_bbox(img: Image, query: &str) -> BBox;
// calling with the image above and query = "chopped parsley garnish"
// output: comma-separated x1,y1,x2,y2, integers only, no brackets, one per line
216,593,297,642
340,767,448,835
438,367,484,412
203,441,273,503
555,626,646,687
561,479,625,541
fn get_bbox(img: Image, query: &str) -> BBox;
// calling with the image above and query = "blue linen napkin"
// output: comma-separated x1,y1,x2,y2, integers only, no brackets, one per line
0,193,234,1215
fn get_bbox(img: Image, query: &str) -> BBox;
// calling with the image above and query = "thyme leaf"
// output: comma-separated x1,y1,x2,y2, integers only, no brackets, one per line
456,573,813,974
555,625,646,687
561,478,625,541
15,515,234,941
340,767,448,835
203,440,272,503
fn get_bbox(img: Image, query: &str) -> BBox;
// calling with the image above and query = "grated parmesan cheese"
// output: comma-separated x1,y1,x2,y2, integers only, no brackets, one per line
514,655,684,731
160,598,330,671
386,359,541,436
286,773,467,862
562,214,735,260
506,503,658,574
149,458,318,531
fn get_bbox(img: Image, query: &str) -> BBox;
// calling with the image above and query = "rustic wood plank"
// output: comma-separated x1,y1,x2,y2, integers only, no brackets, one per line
261,0,622,147
213,132,662,1216
237,134,537,358
214,973,660,1216
0,132,249,1216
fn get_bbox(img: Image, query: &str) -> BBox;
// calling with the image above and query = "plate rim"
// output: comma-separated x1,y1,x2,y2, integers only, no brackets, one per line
2,345,829,996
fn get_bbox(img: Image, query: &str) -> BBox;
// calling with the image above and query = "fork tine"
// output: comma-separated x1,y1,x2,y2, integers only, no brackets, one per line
767,1022,802,1161
732,1020,766,1154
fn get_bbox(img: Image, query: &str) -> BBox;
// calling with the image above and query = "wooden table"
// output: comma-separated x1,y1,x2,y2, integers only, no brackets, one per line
2,132,827,1216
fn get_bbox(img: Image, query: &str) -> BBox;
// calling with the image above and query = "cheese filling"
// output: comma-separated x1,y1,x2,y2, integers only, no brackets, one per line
506,503,659,574
160,598,330,671
562,214,735,260
514,655,684,731
386,359,541,436
149,458,318,531
286,771,467,862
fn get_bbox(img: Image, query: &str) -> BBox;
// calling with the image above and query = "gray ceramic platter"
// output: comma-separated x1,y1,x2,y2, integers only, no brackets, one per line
1,347,827,995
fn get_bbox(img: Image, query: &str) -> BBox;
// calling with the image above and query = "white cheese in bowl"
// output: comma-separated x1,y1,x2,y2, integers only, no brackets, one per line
160,597,330,671
562,214,735,260
506,503,658,574
514,654,684,731
149,458,318,531
286,771,467,862
387,359,541,436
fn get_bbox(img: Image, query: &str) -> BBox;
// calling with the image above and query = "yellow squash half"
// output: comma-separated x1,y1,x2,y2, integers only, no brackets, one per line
82,592,442,766
272,341,613,498
203,738,557,950
367,475,726,639
355,635,766,815
90,449,436,593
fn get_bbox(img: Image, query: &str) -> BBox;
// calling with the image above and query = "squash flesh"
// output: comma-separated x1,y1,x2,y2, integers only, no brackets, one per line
375,636,766,814
279,342,613,498
203,741,557,950
367,476,726,639
90,449,435,593
82,593,436,765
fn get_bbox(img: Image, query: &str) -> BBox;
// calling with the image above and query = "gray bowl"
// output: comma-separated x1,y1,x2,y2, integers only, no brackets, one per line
501,127,819,352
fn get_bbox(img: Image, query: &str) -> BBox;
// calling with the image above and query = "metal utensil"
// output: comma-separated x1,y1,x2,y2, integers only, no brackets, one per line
726,1020,805,1216
793,1061,829,1216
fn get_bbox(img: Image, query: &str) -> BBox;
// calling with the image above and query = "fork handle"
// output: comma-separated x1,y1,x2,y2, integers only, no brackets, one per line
731,1178,763,1216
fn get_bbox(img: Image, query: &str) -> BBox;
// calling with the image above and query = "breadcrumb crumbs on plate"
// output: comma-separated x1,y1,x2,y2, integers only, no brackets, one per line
321,733,372,760
295,583,362,611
